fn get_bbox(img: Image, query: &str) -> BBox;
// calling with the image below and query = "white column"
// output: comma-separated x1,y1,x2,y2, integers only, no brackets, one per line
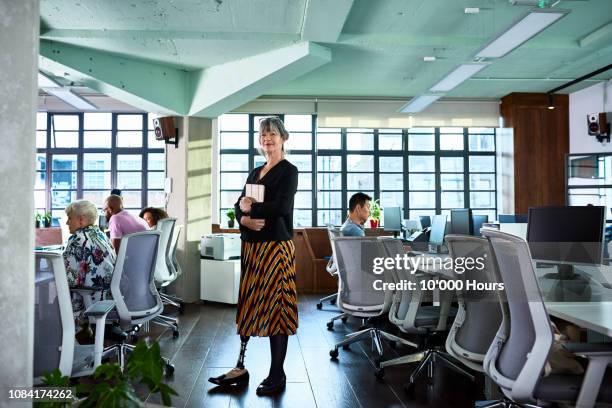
0,0,39,403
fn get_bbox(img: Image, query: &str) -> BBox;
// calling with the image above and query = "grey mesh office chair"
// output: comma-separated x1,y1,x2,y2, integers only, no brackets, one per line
482,229,612,408
161,223,185,311
317,225,341,310
444,235,503,375
34,251,115,382
152,218,180,338
105,231,174,374
375,238,457,384
328,236,406,364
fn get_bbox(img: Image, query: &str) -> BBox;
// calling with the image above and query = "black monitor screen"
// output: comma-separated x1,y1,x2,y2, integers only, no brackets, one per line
499,214,528,223
429,215,447,245
383,207,402,232
451,209,473,235
472,215,489,237
419,215,431,229
527,206,605,264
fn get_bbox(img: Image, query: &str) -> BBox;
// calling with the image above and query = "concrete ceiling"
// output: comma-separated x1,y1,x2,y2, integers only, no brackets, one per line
39,0,612,116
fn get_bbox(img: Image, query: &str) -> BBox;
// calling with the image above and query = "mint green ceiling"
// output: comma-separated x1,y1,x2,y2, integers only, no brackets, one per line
40,0,612,116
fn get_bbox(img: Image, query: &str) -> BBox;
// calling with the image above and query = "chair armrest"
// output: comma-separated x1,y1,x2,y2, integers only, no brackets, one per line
563,343,612,356
84,300,116,318
70,285,104,293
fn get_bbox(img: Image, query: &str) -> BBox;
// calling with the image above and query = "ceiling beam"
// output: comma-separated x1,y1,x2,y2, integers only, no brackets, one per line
39,40,188,115
578,20,612,48
188,42,331,118
40,29,299,42
301,0,354,43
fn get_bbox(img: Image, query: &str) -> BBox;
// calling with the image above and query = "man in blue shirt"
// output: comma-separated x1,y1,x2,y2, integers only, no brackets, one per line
340,193,372,237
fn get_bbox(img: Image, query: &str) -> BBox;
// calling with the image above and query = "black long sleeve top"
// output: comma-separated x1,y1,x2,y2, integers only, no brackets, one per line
234,159,298,242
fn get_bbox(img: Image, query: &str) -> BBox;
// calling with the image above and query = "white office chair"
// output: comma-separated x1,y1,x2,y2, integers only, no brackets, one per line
159,224,185,313
317,225,340,310
34,251,115,382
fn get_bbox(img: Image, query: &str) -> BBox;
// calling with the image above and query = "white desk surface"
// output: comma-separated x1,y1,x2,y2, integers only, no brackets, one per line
546,302,612,337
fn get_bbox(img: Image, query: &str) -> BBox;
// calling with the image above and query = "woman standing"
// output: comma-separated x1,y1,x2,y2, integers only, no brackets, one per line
209,116,298,395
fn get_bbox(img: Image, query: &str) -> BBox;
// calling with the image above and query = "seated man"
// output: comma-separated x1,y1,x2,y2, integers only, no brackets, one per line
104,194,148,253
340,192,371,237
63,199,116,313
139,207,169,229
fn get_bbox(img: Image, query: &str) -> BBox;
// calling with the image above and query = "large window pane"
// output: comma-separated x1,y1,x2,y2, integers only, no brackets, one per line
347,155,373,171
318,210,342,226
347,173,374,190
286,132,311,150
36,153,47,171
51,172,77,189
379,156,403,172
117,114,142,130
220,132,249,150
83,172,111,189
117,172,141,189
34,190,46,208
408,134,434,151
298,173,312,190
318,173,341,190
52,115,78,130
409,192,435,208
287,154,311,171
84,131,112,148
293,210,312,227
84,153,111,170
148,153,165,171
284,115,312,132
121,191,142,208
380,173,404,188
409,156,434,172
440,157,463,172
37,112,47,130
219,114,249,131
36,131,47,148
441,192,464,208
84,113,111,129
51,190,76,208
380,191,403,208
221,154,249,171
470,192,495,208
470,174,496,190
82,191,107,207
317,132,341,150
440,133,464,150
148,172,166,189
440,174,464,190
469,156,495,172
379,133,402,150
147,191,166,207
117,131,143,148
221,173,248,190
318,192,342,208
409,174,435,190
117,155,142,170
220,191,241,208
147,131,166,149
35,172,46,189
51,131,78,148
294,192,312,208
347,133,373,151
469,134,495,151
318,156,341,171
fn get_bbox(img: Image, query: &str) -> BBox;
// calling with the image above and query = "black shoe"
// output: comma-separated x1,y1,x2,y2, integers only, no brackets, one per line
208,369,249,386
256,375,286,396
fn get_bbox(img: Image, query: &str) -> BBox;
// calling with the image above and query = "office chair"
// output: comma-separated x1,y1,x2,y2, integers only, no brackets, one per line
482,229,612,408
34,251,115,382
444,235,503,375
317,225,340,310
159,223,185,313
375,238,457,384
152,218,180,338
105,231,175,374
328,237,408,364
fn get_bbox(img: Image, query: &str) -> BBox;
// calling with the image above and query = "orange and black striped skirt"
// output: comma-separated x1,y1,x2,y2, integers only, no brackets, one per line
236,240,298,337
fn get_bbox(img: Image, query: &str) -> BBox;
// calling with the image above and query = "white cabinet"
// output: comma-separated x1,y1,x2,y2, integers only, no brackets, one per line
200,258,240,304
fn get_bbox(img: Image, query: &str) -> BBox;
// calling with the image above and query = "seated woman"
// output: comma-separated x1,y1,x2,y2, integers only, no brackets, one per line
63,200,116,294
139,207,169,229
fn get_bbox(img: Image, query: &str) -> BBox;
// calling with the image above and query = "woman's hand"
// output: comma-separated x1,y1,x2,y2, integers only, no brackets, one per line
239,196,254,213
239,216,265,231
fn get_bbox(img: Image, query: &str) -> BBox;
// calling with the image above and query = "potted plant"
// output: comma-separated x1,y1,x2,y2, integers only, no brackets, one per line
42,212,52,228
35,212,42,228
226,208,236,228
369,199,381,229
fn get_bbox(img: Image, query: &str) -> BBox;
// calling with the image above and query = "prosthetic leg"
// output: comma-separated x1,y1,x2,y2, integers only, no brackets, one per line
208,335,250,386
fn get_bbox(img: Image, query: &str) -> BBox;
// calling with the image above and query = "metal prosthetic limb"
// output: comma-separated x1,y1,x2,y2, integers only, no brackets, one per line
236,335,249,369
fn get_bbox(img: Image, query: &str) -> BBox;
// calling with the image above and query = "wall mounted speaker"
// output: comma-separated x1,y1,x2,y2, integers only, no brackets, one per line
152,117,178,147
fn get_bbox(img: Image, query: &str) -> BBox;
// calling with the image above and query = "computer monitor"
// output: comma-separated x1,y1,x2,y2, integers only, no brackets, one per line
429,215,447,245
472,215,489,236
419,215,431,229
98,214,108,230
383,207,403,237
451,209,473,235
527,206,605,276
499,214,528,223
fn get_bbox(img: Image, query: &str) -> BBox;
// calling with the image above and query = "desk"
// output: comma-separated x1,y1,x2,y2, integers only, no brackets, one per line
546,302,612,337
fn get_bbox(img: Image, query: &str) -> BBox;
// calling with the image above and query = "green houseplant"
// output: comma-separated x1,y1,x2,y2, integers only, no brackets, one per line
42,212,52,228
35,212,42,228
369,199,381,229
226,208,236,228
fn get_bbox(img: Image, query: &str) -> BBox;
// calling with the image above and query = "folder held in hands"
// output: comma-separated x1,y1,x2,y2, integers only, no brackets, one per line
245,183,265,202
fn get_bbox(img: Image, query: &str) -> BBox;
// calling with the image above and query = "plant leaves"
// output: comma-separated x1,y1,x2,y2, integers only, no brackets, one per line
157,383,179,407
126,341,163,387
41,369,70,387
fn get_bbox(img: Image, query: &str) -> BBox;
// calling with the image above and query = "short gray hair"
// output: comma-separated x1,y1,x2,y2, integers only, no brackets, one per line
65,200,98,226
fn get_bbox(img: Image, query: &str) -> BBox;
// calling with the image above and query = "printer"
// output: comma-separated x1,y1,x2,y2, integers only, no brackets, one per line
201,233,241,260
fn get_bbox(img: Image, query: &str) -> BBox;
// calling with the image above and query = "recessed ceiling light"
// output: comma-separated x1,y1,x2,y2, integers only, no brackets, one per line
398,94,443,114
429,63,489,93
464,7,480,14
423,56,437,62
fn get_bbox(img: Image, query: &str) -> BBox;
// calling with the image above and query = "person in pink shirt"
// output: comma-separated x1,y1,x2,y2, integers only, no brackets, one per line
104,194,148,253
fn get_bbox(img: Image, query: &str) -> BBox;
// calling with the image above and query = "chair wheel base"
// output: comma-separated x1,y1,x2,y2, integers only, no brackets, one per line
329,348,339,359
375,368,385,380
404,382,415,397
173,330,179,339
330,298,336,305
340,316,348,323
342,344,350,351
165,362,175,376
178,302,185,314
316,303,322,310
326,322,334,330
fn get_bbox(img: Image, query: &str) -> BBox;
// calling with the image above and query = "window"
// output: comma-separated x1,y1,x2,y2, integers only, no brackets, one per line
36,112,165,224
218,114,497,227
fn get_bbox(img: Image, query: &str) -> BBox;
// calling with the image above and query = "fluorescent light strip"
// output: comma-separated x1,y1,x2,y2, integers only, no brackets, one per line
398,94,443,113
475,9,568,59
38,72,61,88
45,88,98,110
429,63,489,93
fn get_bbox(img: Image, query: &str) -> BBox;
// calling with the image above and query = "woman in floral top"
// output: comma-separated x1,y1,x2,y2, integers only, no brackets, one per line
63,200,116,290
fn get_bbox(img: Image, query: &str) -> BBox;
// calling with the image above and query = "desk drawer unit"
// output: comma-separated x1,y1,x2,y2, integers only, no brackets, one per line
200,258,240,304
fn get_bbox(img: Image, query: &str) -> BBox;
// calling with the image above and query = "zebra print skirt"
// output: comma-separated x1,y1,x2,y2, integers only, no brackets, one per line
235,240,298,337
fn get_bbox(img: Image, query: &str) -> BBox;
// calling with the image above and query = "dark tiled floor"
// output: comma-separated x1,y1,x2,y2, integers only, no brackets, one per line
140,295,484,408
